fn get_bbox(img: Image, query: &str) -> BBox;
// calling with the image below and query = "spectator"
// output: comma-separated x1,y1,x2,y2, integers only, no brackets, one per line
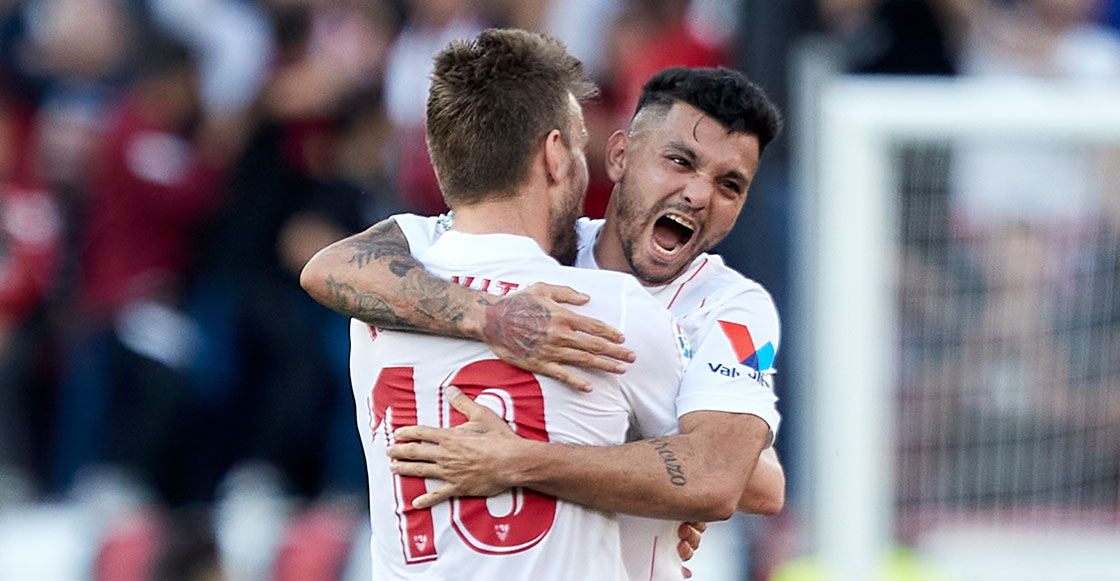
192,0,400,499
51,37,233,502
0,92,63,499
383,0,485,214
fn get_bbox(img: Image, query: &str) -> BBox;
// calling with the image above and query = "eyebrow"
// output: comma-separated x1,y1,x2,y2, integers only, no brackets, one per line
666,140,697,161
666,140,748,186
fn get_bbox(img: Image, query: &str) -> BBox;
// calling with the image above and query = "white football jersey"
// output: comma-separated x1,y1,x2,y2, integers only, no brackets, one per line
574,217,781,581
392,214,782,581
351,228,686,581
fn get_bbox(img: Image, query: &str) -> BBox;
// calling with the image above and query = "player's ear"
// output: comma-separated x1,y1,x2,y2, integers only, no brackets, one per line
605,130,628,183
543,128,569,184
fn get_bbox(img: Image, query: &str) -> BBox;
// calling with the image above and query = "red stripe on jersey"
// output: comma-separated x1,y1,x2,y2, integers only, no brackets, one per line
667,258,708,309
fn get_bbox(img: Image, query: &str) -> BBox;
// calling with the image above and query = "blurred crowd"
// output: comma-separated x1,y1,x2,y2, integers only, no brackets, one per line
3,0,1120,579
0,0,750,507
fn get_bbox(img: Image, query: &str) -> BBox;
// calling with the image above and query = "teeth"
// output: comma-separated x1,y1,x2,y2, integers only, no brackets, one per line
666,214,694,231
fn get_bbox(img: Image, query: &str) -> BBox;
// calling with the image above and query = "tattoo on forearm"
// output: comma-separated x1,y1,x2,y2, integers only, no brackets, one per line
325,275,416,329
325,220,486,335
345,222,411,269
482,295,549,358
389,259,415,277
650,438,688,486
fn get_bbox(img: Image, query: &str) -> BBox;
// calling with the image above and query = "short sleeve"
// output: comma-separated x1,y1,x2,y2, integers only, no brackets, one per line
392,213,446,256
674,286,782,444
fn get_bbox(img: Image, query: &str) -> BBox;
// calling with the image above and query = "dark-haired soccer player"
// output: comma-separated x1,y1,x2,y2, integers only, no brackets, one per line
303,65,786,580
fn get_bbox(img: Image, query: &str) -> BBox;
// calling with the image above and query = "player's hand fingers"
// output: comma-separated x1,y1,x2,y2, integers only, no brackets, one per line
447,386,514,432
682,566,693,579
412,483,457,509
555,310,629,350
526,282,590,306
678,540,695,561
678,522,703,553
690,521,707,534
523,283,627,347
545,345,629,375
445,386,486,419
536,361,592,392
547,327,634,365
393,425,448,444
387,442,442,463
390,459,444,480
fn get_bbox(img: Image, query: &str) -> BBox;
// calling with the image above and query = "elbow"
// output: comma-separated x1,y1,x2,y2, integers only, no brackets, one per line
755,490,785,516
690,484,741,522
737,483,785,516
299,254,325,296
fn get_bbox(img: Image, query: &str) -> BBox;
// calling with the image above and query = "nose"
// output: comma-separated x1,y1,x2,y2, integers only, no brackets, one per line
680,176,715,209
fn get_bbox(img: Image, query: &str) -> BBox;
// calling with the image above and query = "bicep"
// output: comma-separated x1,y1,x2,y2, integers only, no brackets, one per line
678,410,769,475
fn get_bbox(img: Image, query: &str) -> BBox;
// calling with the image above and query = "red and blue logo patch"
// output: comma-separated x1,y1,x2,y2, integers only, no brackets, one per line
717,320,775,372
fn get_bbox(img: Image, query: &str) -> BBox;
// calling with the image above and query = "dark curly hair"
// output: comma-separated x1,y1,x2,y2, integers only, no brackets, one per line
426,28,597,207
634,67,782,153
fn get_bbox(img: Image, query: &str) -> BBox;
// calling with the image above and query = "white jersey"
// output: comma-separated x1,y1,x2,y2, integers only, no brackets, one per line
352,228,686,581
575,218,781,581
393,214,782,580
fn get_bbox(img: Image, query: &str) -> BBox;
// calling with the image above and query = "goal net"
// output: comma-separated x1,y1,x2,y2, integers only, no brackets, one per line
799,78,1120,580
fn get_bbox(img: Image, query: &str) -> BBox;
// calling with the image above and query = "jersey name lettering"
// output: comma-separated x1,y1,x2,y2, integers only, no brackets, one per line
450,275,520,296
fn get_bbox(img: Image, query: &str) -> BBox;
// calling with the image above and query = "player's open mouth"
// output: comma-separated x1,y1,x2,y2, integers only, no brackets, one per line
651,213,695,256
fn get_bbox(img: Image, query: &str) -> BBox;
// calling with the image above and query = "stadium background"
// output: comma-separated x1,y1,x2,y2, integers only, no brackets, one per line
2,0,1119,579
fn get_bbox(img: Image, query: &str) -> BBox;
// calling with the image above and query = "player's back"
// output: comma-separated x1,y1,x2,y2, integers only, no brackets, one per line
350,230,686,581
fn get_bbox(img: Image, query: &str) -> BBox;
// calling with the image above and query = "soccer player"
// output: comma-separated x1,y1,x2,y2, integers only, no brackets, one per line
343,29,690,580
302,66,785,580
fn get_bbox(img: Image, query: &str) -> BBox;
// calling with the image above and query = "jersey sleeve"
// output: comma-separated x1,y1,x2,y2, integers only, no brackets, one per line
391,213,446,256
614,281,688,440
675,285,782,445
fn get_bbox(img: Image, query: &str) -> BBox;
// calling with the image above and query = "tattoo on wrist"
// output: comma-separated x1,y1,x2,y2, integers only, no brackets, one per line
650,438,687,486
482,295,550,358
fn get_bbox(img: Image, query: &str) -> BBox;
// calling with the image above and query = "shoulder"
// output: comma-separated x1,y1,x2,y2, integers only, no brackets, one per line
681,254,781,362
391,212,447,253
680,253,778,318
560,266,659,313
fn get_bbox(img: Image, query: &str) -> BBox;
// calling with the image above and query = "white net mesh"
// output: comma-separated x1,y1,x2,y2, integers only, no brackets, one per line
803,78,1120,580
891,138,1120,561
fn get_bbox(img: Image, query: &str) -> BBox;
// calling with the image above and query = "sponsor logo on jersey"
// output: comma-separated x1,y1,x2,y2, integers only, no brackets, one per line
717,320,775,372
706,362,773,388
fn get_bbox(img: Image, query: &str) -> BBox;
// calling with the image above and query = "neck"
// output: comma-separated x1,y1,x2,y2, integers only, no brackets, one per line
451,191,551,253
593,193,632,275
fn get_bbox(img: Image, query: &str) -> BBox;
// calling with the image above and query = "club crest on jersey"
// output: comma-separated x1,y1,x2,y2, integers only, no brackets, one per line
495,523,510,541
717,320,774,372
674,323,693,363
413,534,429,552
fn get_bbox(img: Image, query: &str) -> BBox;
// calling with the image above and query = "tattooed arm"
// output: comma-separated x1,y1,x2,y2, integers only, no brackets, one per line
390,390,771,522
299,217,635,390
300,218,485,334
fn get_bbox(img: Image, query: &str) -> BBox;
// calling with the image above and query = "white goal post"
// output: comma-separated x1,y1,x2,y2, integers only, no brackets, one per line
798,76,1120,581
